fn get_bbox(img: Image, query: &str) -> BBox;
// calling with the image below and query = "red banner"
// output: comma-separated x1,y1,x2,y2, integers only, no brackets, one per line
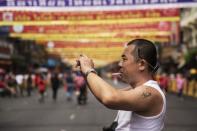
0,9,179,21
9,22,172,34
4,8,180,52
39,35,171,48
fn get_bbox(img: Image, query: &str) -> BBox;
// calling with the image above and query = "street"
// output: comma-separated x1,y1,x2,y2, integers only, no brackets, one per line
0,79,196,131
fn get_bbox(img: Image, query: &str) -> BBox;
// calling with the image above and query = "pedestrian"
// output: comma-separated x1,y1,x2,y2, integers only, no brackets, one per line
73,72,87,105
38,74,46,103
26,73,33,96
77,39,166,131
0,74,11,97
159,73,169,92
176,73,185,99
6,73,18,97
64,71,75,101
16,74,25,97
51,73,60,101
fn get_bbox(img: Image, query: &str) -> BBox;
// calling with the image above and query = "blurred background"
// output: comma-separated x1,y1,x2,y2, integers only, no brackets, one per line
0,0,196,131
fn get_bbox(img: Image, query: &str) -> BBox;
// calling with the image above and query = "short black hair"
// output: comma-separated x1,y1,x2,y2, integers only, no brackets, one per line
127,39,158,73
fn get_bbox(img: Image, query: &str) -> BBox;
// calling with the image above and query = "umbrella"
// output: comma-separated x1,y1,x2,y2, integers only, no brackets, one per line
36,67,48,73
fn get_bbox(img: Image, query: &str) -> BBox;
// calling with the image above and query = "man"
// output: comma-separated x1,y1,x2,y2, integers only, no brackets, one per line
77,39,166,131
51,73,60,101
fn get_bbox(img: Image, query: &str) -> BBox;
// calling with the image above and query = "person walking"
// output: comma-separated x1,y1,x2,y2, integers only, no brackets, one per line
38,74,46,103
51,73,60,101
73,72,87,105
176,73,185,99
65,71,75,101
26,73,33,96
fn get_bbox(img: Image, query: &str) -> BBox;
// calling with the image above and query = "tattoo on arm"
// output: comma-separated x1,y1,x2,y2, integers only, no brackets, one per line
142,92,151,98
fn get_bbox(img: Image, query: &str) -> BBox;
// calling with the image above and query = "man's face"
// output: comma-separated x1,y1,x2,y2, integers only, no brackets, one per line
118,45,139,83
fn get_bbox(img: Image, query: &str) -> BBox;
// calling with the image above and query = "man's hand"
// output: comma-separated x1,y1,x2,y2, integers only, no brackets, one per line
76,54,94,74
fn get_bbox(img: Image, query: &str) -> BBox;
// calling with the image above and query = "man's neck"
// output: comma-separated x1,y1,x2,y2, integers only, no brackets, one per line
130,75,153,88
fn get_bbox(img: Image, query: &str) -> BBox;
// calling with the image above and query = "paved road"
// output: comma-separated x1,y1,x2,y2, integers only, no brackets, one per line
0,79,196,131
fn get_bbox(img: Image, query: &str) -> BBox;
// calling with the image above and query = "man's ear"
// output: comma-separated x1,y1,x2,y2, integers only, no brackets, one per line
138,60,146,71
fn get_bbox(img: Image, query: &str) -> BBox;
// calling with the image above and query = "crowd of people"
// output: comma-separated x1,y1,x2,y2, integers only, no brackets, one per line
0,69,88,105
156,71,197,98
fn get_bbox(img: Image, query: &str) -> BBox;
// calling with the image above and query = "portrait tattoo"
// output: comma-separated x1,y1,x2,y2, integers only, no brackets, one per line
142,92,151,98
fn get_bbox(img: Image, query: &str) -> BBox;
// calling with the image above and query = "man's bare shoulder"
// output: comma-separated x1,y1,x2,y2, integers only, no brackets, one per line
139,85,162,101
142,85,164,115
130,85,163,107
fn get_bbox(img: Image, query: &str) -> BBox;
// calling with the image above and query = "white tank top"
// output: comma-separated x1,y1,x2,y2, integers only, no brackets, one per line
115,80,166,131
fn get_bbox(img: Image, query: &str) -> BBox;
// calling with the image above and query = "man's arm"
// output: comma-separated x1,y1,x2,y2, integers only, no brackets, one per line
86,72,117,105
86,73,159,112
118,86,132,91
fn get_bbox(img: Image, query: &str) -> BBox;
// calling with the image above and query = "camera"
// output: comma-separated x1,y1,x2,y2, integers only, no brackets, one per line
76,60,80,67
103,121,118,131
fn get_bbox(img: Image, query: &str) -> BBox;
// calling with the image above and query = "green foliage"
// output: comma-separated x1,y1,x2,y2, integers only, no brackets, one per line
184,48,197,63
